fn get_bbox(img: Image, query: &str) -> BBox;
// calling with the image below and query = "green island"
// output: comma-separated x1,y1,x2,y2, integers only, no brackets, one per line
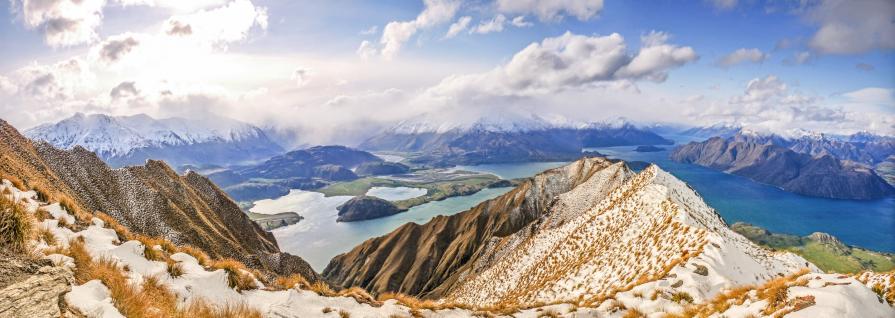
316,170,513,210
732,222,895,273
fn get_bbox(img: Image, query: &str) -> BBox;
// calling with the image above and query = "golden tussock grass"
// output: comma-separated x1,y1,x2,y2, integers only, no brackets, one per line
0,193,33,252
308,280,336,296
272,273,309,290
166,259,184,278
34,207,53,221
621,308,646,318
210,258,259,291
178,298,262,318
1,175,26,191
35,226,57,246
338,287,381,307
536,309,561,318
338,310,351,318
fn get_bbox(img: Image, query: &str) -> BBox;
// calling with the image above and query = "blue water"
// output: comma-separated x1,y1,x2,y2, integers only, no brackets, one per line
252,187,512,270
584,145,895,253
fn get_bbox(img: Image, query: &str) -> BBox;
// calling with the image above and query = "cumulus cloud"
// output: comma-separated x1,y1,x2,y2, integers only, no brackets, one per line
730,75,787,104
110,81,139,99
805,0,895,54
11,0,106,47
356,40,378,59
472,14,507,34
715,48,768,68
372,0,460,59
98,35,140,62
165,20,193,36
843,87,894,108
496,0,604,22
422,31,697,104
445,16,472,38
164,0,268,46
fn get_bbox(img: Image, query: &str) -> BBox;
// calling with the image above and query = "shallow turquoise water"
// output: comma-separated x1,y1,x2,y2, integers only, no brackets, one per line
586,145,895,253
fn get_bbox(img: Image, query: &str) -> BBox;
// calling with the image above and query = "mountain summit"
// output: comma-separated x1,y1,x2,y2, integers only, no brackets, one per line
24,113,284,168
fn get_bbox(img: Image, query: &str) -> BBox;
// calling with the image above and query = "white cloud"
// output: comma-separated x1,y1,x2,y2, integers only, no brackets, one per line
843,87,894,108
375,0,461,59
730,75,787,104
11,0,106,47
356,40,378,59
422,31,697,104
511,16,533,27
164,0,268,47
805,0,895,54
715,48,768,68
472,14,507,34
496,0,604,22
445,16,472,38
95,34,141,63
784,51,813,65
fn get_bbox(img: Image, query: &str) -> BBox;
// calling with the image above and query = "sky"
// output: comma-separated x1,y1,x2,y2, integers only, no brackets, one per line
1,0,893,145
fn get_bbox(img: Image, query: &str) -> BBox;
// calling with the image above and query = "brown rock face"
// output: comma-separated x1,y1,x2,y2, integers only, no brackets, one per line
0,119,321,282
323,158,615,298
0,249,74,318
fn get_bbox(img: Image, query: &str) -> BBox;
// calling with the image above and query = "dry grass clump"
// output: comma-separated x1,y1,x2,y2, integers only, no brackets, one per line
35,226,57,246
338,310,351,318
309,280,337,296
178,245,211,267
57,195,90,224
537,309,561,318
0,193,33,252
272,273,310,290
339,287,381,307
178,298,262,318
1,187,11,195
670,291,693,304
211,258,259,291
166,259,184,278
621,308,646,318
2,175,26,191
134,235,167,261
34,207,53,221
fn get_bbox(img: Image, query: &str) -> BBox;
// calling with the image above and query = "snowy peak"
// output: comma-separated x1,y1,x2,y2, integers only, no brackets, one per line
387,113,642,134
24,113,284,167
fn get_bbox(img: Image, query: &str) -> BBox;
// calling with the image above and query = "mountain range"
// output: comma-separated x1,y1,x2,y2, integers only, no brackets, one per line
25,113,284,168
361,116,673,166
671,133,895,200
1,125,893,316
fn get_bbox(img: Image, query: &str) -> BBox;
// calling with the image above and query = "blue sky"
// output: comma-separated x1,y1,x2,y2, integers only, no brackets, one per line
1,0,893,143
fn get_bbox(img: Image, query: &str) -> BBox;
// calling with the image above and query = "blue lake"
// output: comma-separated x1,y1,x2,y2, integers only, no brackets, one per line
585,145,895,253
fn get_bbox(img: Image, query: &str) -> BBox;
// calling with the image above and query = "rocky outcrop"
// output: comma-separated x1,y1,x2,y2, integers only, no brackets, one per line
336,196,406,222
248,211,303,231
0,250,74,318
671,136,895,200
0,119,321,283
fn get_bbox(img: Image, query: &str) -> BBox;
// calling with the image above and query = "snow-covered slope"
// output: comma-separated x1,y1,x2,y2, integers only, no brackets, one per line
24,113,284,168
3,158,893,317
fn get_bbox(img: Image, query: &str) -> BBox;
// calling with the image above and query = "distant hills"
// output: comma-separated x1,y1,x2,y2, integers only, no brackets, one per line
25,113,284,168
671,133,895,200
361,116,673,166
207,145,407,203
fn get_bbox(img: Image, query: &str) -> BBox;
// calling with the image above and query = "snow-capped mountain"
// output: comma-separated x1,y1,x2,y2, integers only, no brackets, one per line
25,113,284,168
361,114,673,166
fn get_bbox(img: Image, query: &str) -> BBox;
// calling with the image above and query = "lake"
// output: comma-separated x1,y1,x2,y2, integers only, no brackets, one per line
586,145,895,254
254,145,895,271
251,187,512,270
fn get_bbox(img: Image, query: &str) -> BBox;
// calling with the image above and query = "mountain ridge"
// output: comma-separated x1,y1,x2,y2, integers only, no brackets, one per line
24,113,284,168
